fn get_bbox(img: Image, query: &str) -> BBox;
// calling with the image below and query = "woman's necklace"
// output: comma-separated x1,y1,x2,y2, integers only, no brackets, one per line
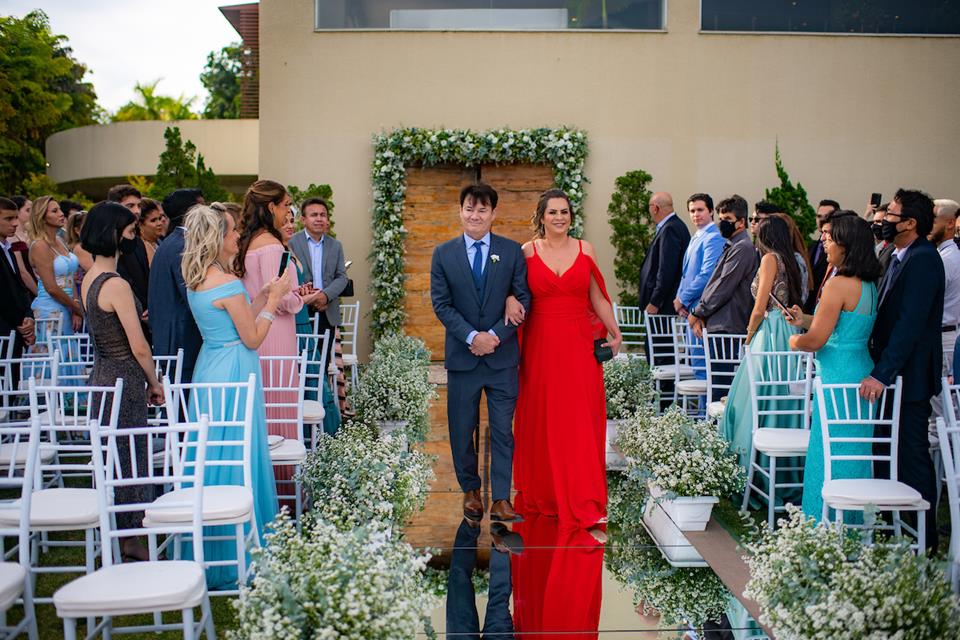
45,234,66,256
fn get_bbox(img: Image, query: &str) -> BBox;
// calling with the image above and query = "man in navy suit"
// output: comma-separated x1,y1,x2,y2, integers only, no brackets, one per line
431,183,531,523
638,192,691,315
860,188,944,551
0,198,35,388
148,188,205,384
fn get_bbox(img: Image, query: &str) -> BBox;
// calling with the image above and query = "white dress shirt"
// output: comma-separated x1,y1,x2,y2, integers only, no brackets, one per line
307,233,325,289
939,240,960,327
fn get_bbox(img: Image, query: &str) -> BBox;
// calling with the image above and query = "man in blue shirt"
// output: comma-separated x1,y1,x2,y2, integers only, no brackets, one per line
674,193,725,317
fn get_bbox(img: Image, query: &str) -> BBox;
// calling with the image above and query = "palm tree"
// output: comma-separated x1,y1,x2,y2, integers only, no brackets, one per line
111,79,197,122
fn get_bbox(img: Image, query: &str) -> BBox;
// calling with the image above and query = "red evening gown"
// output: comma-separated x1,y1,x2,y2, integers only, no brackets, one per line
513,241,608,528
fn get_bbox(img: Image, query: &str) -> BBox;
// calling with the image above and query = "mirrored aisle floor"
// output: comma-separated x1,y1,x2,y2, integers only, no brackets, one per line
411,493,767,639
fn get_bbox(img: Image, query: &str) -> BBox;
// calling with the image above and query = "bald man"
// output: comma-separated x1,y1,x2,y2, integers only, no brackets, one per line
638,192,690,318
932,198,960,378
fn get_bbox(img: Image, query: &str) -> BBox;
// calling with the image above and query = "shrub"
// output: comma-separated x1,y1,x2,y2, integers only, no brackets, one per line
607,169,655,307
603,356,657,420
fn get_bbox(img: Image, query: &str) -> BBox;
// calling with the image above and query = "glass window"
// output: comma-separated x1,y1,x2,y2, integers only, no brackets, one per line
701,0,960,35
316,0,664,30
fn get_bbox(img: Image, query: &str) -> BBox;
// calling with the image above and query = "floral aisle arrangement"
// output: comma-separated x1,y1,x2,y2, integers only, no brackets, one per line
297,420,434,532
351,333,437,442
744,508,960,640
370,126,589,338
603,356,657,420
230,513,438,640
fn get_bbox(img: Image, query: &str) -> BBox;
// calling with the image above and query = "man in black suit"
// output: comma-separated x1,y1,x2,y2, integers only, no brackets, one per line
108,184,152,343
638,192,690,315
860,188,944,551
804,199,840,313
0,198,35,387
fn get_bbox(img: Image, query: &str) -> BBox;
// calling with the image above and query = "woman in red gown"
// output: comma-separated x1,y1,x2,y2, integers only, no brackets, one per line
513,189,622,529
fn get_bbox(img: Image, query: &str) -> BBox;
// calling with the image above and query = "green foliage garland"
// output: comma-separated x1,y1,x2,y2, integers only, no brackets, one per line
370,126,589,338
607,170,655,307
765,143,817,239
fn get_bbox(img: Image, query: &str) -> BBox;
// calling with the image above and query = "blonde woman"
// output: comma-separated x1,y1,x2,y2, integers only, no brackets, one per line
27,196,83,335
181,203,289,589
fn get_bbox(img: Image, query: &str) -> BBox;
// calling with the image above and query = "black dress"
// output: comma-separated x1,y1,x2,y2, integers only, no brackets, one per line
83,272,150,529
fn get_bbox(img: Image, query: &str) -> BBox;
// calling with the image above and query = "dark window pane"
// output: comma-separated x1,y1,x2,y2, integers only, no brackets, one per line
701,0,960,35
317,0,664,29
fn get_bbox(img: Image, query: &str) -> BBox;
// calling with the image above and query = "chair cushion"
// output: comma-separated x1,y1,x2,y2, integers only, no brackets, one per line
302,400,325,423
144,486,252,524
0,563,25,611
0,443,55,466
53,561,205,617
270,438,307,463
707,401,726,419
753,428,810,455
267,434,284,449
822,479,925,507
0,488,99,529
676,379,707,395
342,354,358,366
651,364,694,381
35,410,88,427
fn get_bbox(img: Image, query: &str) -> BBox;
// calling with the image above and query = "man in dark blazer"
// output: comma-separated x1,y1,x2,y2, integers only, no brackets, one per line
804,199,840,314
148,189,205,384
0,198,35,388
287,198,348,351
431,183,531,523
638,192,690,315
860,188,944,552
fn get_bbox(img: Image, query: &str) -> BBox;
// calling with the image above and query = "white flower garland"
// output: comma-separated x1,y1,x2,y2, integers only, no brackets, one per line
370,126,589,338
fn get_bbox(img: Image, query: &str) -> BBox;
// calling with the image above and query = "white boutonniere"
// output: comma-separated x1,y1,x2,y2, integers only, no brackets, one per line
490,254,500,263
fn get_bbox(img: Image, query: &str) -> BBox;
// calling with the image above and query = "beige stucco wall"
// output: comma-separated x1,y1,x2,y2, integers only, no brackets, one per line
46,119,260,193
259,0,960,356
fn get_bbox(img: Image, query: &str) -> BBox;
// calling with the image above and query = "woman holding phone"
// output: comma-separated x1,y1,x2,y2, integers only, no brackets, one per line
236,180,303,502
721,217,804,487
787,213,882,522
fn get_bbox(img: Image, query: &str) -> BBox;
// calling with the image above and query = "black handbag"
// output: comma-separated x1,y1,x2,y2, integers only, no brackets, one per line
341,279,354,297
594,338,613,364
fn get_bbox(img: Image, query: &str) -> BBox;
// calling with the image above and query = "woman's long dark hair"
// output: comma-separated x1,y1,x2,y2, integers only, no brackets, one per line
830,213,884,282
756,216,804,308
235,179,287,278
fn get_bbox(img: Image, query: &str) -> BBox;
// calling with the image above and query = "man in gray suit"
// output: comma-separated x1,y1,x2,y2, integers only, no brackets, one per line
288,198,349,350
431,183,530,523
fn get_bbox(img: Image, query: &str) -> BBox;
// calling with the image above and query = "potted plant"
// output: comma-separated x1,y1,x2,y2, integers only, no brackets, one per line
615,407,744,531
603,356,657,469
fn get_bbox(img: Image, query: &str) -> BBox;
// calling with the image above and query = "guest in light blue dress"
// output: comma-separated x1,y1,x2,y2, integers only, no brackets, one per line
182,204,292,589
27,197,82,340
789,213,883,523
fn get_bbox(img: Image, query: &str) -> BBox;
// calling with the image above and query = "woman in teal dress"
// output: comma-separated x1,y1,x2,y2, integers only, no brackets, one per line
182,204,292,589
723,217,804,474
789,213,883,522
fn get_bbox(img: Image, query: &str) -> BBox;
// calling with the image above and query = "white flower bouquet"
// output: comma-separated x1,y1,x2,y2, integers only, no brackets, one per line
230,513,438,640
297,420,434,532
744,507,960,639
602,356,658,420
615,406,744,499
351,333,437,442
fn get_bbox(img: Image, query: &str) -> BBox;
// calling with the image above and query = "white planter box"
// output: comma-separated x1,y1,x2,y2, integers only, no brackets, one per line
641,498,707,567
648,483,718,532
606,418,627,470
378,420,409,450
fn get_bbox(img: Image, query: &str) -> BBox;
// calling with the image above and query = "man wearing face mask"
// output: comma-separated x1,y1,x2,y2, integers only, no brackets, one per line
688,195,759,342
860,188,944,552
869,203,896,271
107,183,152,343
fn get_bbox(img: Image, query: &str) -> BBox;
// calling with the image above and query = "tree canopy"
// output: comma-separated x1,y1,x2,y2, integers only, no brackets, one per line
111,80,197,122
200,43,243,119
140,126,230,202
0,10,101,194
764,144,817,239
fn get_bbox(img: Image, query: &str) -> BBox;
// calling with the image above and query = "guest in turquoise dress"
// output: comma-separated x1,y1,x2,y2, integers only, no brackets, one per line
723,217,804,475
789,213,883,523
182,204,292,588
282,213,341,435
27,196,83,339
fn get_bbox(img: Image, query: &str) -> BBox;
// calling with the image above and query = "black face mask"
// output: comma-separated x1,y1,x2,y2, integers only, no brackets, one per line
871,223,884,241
718,219,737,239
880,219,901,242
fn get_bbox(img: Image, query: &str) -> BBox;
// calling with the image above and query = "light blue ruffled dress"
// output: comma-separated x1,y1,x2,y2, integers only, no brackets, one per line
186,280,278,589
32,250,79,340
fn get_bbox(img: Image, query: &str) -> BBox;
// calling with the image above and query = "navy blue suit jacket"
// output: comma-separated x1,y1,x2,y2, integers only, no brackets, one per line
869,238,945,402
430,233,530,372
638,214,690,312
147,228,202,383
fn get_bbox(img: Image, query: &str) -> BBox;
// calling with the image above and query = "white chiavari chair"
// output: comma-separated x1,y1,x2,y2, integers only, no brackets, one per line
702,331,747,422
263,352,309,522
338,301,360,392
646,313,692,407
612,303,645,354
0,332,14,363
47,334,93,387
673,318,708,417
937,379,960,589
296,330,330,449
28,316,62,357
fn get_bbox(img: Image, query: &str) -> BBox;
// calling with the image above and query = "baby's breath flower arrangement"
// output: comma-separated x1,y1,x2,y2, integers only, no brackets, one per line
615,406,744,498
351,333,437,442
744,507,959,640
229,513,438,640
603,356,657,420
297,420,434,532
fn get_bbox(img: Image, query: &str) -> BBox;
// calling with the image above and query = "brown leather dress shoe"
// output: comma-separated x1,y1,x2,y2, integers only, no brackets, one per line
489,499,524,523
463,489,483,521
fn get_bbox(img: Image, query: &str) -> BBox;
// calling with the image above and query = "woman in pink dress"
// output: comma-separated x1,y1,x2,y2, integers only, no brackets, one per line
236,180,303,503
